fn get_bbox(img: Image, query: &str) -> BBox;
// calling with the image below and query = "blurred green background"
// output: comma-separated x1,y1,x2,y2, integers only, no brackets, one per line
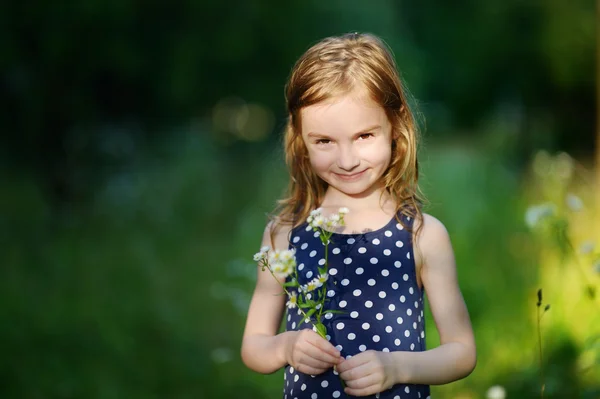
2,1,599,398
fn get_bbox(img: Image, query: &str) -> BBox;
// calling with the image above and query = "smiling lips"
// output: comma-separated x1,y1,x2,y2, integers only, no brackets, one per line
334,169,367,181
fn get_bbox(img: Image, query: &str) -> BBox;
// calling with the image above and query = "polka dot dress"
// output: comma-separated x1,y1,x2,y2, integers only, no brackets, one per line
283,213,430,399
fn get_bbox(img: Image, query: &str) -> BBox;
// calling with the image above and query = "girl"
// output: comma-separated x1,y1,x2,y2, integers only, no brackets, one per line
241,32,476,399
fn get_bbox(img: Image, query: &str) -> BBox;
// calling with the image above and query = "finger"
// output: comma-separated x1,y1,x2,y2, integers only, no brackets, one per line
336,352,373,374
297,353,336,371
308,333,342,359
295,363,329,376
339,362,373,382
306,340,342,365
344,372,378,389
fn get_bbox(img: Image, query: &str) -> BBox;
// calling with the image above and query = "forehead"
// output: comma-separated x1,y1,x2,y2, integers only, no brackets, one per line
300,89,387,136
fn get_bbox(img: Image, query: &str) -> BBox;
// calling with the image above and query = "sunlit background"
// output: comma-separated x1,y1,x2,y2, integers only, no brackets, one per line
2,2,599,398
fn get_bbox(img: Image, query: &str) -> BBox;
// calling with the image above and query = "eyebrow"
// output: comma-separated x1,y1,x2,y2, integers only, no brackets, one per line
306,124,382,138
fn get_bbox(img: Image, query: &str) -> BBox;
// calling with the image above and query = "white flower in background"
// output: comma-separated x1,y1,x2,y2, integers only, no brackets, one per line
267,248,296,278
309,207,349,231
565,193,583,212
286,291,298,309
580,241,595,255
486,385,506,399
555,152,575,181
532,150,552,177
525,203,556,229
211,347,233,364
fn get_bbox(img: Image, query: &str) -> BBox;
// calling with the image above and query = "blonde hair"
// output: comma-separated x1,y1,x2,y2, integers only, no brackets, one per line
271,32,426,236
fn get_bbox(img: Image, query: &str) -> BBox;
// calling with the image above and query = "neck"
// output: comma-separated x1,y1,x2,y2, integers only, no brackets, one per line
320,183,394,212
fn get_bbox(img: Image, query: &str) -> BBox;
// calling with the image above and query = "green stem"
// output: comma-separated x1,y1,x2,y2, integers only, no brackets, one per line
537,306,545,399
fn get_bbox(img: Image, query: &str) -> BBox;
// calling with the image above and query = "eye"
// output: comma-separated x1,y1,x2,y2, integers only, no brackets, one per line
315,138,331,145
358,133,374,140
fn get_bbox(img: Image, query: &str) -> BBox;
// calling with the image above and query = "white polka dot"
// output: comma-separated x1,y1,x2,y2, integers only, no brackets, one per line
378,291,386,298
325,313,333,319
394,338,401,346
394,261,402,268
407,309,413,316
405,386,410,393
400,295,406,303
372,238,380,245
373,335,380,342
353,289,362,296
365,300,373,308
415,301,419,308
345,355,352,359
392,282,399,289
358,247,367,255
368,278,376,286
381,269,390,277
385,326,393,333
348,333,356,340
362,322,370,330
301,243,308,250
313,231,320,238
341,279,350,286
347,238,355,244
396,223,404,230
397,317,404,324
287,314,291,321
350,311,359,318
405,330,410,337
383,249,391,256
326,335,331,341
298,263,305,271
294,374,299,382
413,322,417,329
312,393,318,399
336,322,345,330
333,391,340,398
339,300,347,308
384,230,392,237
389,304,396,311
290,367,295,373
376,313,384,320
344,257,352,264
355,267,364,275
327,290,335,297
301,383,306,391
332,248,340,254
305,225,312,231
359,344,367,352
335,344,343,351
396,240,404,248
306,271,313,278
329,268,338,275
383,348,390,352
409,287,414,295
407,252,411,259
403,274,409,281
318,258,326,266
309,250,317,257
421,331,425,338
369,257,378,264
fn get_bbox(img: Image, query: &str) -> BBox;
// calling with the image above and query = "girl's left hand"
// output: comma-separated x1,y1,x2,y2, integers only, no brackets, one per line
336,350,397,397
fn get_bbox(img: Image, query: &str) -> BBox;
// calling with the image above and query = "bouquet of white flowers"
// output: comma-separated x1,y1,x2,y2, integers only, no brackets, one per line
253,207,349,339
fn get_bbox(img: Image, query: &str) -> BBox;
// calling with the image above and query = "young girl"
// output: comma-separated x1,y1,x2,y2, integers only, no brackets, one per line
241,32,476,399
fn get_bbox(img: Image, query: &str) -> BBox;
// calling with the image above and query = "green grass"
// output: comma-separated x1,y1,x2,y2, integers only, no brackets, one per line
1,131,598,398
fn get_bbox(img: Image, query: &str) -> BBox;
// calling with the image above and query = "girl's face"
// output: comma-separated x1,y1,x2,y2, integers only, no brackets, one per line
300,87,393,198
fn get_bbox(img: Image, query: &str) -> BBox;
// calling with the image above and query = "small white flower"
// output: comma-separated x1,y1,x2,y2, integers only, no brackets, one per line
555,152,574,181
486,385,506,399
310,208,322,217
580,241,595,255
260,246,270,253
286,291,298,309
253,252,264,262
525,203,556,229
339,207,349,215
317,273,329,285
306,280,318,292
566,193,583,212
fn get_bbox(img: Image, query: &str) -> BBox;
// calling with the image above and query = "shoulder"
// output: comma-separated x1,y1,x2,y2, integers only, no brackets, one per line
261,218,294,251
412,213,453,268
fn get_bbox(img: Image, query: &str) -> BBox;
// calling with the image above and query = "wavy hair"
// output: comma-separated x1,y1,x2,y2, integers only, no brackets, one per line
271,32,426,237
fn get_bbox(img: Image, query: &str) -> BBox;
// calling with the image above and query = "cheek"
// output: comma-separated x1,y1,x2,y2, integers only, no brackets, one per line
308,150,335,172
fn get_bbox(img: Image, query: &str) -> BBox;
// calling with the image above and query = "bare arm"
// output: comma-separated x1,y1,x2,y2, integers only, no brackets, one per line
241,222,292,374
391,214,476,385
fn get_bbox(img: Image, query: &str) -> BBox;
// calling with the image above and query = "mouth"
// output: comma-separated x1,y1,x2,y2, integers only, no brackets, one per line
334,170,367,181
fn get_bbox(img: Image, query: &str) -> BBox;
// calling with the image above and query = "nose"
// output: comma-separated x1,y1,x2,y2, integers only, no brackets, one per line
336,144,360,171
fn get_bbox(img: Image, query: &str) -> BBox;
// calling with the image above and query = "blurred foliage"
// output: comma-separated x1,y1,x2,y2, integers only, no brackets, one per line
1,1,598,398
1,0,596,206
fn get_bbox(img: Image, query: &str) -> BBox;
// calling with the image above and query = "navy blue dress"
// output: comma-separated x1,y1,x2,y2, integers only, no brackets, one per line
283,213,430,399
